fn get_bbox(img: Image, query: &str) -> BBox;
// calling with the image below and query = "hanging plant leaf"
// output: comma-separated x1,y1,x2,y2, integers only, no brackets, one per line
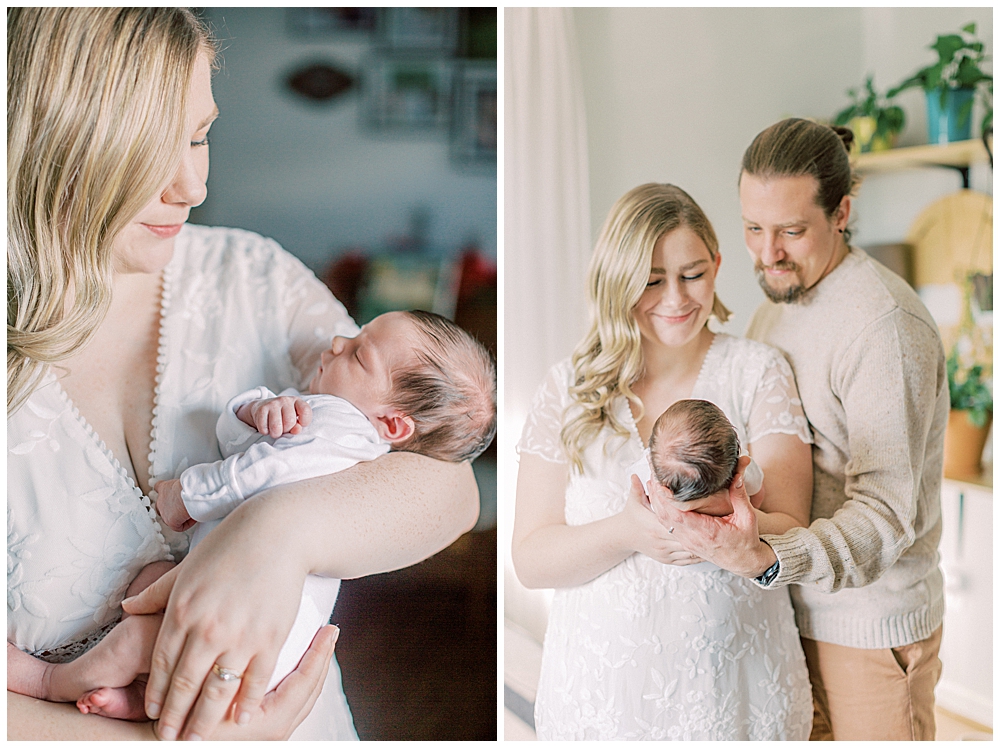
286,62,354,102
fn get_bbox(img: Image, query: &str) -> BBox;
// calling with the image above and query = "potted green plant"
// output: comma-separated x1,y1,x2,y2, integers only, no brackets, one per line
943,277,993,477
833,74,905,153
888,22,993,144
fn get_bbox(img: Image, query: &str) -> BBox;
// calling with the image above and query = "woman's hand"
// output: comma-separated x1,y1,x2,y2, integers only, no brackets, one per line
203,625,338,741
122,499,311,741
620,475,702,565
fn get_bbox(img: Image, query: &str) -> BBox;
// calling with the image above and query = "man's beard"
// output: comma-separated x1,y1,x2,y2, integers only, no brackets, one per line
754,261,807,304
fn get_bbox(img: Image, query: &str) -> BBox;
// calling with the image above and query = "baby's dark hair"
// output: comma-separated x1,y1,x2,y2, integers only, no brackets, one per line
648,399,740,502
388,310,497,462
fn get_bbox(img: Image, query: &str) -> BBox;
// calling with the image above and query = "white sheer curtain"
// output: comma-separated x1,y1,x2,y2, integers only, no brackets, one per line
503,8,591,641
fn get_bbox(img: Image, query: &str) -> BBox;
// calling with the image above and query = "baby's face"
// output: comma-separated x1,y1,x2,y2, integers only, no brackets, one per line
309,311,417,421
669,488,733,517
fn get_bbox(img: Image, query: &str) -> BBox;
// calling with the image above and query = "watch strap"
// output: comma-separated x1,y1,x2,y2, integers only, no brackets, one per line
754,541,780,586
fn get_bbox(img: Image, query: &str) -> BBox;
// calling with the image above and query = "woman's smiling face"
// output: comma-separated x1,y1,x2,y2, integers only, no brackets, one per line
632,226,719,351
111,51,218,275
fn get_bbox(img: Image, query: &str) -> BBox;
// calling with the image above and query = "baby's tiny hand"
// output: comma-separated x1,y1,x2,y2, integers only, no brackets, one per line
155,479,195,532
245,396,313,438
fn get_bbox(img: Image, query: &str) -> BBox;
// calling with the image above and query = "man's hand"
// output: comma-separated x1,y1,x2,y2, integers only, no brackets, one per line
155,479,195,532
646,456,776,578
236,396,313,439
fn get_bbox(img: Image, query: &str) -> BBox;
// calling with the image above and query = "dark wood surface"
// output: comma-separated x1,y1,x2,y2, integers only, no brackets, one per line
334,526,497,740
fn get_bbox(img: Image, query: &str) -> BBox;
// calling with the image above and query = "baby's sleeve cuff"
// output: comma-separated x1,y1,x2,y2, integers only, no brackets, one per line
179,457,245,522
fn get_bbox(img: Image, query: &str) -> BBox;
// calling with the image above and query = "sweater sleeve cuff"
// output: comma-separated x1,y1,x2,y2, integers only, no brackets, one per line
756,529,813,588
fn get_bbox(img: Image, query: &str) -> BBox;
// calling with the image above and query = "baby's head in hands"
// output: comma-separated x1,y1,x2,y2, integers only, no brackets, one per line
310,310,496,462
648,399,740,516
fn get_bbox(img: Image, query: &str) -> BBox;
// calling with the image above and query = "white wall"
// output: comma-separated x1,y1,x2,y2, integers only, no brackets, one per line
853,8,993,247
572,7,992,333
193,8,497,271
574,7,864,332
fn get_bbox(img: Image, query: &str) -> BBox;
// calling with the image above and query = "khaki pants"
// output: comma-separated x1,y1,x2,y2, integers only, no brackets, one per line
801,626,943,741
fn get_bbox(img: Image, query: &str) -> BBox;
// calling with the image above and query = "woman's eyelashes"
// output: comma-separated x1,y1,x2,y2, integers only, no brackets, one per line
191,136,210,147
646,273,704,288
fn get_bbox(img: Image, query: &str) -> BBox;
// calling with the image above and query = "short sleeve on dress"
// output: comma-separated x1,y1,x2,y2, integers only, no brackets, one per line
516,361,573,464
746,347,812,445
279,251,359,390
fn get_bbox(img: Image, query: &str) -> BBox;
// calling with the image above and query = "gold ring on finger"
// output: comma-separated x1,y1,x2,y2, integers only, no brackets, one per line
211,663,244,682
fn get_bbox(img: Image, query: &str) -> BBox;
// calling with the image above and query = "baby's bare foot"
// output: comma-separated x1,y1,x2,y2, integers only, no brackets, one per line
77,677,149,722
46,613,162,703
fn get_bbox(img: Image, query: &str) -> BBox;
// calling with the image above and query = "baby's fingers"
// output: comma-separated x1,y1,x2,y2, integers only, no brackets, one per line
253,407,273,436
295,399,313,429
278,400,299,436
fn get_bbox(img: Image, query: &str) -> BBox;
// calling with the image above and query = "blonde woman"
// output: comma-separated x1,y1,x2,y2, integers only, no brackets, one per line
513,184,814,739
7,9,478,741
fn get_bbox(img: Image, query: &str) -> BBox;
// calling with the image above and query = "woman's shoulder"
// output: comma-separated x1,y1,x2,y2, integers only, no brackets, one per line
550,357,575,381
707,334,797,401
523,358,575,417
174,224,305,278
537,357,577,396
713,333,792,373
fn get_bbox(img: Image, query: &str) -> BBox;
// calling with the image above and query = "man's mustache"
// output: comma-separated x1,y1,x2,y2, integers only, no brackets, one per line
755,260,801,273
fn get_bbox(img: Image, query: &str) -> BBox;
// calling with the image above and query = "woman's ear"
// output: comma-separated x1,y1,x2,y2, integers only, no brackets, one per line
375,411,415,444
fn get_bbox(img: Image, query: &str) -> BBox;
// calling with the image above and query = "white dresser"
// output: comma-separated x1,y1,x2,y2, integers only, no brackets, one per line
935,469,993,727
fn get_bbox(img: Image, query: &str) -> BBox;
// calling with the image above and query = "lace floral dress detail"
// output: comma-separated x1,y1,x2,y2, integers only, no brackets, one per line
518,334,814,740
8,225,359,740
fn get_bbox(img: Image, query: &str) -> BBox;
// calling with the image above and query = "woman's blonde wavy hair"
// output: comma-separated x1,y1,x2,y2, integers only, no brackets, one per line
7,8,215,413
561,183,730,473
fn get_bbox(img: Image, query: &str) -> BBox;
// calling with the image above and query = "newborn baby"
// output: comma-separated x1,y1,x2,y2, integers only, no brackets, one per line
14,310,497,721
629,398,765,517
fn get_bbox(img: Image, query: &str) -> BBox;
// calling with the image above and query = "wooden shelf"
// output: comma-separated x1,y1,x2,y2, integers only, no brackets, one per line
854,139,990,175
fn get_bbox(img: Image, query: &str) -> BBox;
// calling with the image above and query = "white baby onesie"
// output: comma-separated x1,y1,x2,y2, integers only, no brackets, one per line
178,386,389,691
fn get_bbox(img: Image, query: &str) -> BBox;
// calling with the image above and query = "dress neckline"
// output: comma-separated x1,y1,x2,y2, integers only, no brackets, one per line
624,332,722,446
50,257,175,507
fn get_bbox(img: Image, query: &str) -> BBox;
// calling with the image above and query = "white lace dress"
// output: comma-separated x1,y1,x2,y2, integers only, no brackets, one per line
8,224,359,740
518,334,814,740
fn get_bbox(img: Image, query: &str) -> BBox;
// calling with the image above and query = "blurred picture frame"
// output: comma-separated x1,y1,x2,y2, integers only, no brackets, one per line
285,8,377,37
451,64,497,165
362,56,453,130
378,7,459,53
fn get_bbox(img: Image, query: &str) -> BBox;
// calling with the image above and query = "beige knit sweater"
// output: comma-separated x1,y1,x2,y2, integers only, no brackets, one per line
746,247,947,650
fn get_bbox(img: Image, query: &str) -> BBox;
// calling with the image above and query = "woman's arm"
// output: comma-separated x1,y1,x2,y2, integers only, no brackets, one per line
512,453,695,589
7,693,156,740
8,642,155,739
125,452,478,741
747,432,813,535
512,453,629,588
281,452,479,579
7,626,338,741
